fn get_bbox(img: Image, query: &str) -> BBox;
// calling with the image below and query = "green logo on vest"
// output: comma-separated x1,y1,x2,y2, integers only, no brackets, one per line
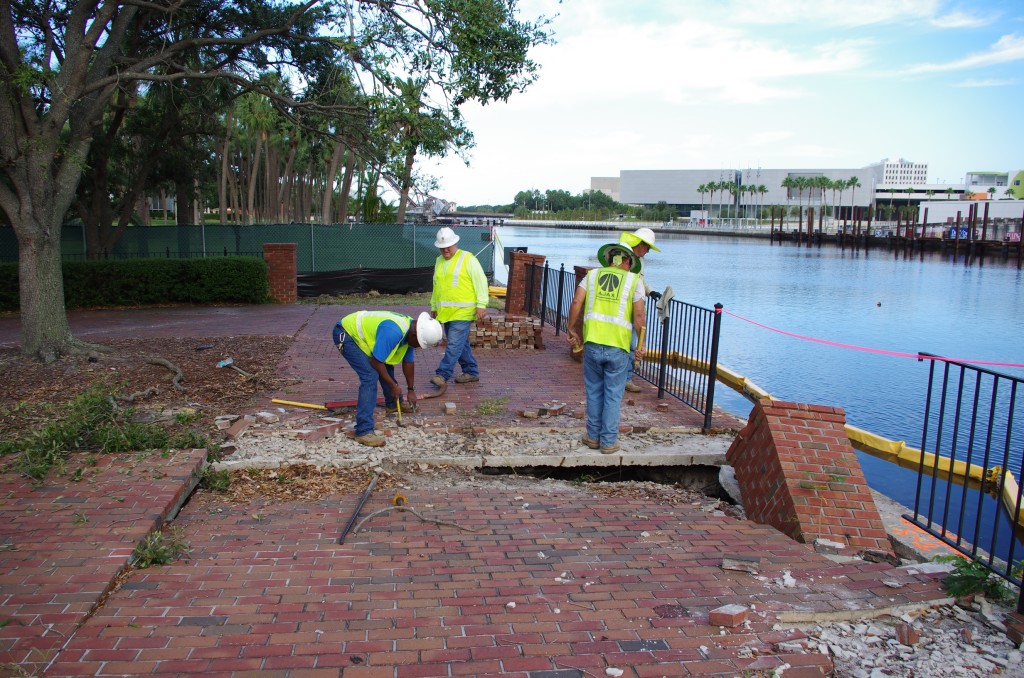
597,272,621,297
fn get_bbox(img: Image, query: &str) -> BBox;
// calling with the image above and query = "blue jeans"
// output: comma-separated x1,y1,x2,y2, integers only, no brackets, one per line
435,319,479,381
582,342,631,448
335,327,396,437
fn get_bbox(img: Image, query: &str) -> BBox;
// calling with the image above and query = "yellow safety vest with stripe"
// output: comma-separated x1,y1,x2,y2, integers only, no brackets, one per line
433,250,479,323
582,267,639,351
340,311,411,365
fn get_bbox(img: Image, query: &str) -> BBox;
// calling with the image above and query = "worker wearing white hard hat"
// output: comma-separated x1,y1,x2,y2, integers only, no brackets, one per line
333,310,443,447
617,228,661,393
429,226,489,387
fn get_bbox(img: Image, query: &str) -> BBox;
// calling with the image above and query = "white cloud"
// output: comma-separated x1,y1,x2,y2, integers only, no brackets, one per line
930,10,994,29
905,33,1024,73
954,77,1015,87
725,0,942,28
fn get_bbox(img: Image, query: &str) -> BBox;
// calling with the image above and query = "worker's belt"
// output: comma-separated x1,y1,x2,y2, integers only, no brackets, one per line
332,322,347,351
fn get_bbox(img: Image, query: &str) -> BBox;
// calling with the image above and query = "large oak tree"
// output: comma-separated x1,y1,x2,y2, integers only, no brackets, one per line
0,0,550,360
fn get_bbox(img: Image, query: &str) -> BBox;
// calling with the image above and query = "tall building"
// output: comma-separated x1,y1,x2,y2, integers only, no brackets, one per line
876,158,928,186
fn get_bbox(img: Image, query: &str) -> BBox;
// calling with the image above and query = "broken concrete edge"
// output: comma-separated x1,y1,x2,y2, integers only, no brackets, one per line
775,597,957,625
209,451,730,473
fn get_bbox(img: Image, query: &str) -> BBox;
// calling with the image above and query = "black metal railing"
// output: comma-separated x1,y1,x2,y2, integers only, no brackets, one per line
524,260,723,428
907,352,1024,613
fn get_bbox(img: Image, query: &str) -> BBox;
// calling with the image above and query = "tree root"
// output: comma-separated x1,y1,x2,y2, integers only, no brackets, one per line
145,357,185,391
114,387,160,404
352,505,478,535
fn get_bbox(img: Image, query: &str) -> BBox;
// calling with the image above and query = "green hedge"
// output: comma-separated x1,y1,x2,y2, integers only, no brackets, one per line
0,257,270,311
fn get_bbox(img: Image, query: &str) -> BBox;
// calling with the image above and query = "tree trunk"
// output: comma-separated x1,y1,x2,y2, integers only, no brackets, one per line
246,132,264,224
395,144,416,225
337,150,357,224
321,138,346,223
219,109,234,223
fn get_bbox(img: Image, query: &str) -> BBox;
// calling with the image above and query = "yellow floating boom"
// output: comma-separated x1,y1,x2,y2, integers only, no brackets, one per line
639,350,1024,528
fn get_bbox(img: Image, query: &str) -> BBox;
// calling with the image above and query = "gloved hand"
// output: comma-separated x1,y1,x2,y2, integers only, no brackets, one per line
648,290,662,301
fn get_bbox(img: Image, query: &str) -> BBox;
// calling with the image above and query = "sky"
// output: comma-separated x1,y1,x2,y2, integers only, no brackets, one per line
419,0,1024,207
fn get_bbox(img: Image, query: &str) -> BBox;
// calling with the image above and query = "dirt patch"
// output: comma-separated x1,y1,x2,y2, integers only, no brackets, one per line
0,336,294,445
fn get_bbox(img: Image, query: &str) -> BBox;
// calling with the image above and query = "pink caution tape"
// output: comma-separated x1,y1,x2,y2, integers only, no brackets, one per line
723,309,1024,369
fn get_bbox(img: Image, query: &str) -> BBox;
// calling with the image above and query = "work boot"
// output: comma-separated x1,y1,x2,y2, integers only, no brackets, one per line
455,374,480,384
354,433,386,447
624,380,641,393
600,443,620,454
581,436,599,450
430,375,446,388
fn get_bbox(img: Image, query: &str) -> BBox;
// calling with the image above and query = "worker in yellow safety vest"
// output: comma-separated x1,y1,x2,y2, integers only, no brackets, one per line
333,310,443,447
618,227,661,393
429,226,489,387
566,243,647,454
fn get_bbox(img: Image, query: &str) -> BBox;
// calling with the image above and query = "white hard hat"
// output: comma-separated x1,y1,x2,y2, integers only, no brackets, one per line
619,227,660,252
415,312,444,348
434,226,460,249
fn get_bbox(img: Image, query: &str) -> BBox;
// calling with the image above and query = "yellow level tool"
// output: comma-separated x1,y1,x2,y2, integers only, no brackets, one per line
271,398,327,411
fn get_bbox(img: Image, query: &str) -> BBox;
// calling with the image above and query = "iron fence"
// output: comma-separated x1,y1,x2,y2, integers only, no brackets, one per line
0,223,495,277
907,352,1024,613
524,260,722,428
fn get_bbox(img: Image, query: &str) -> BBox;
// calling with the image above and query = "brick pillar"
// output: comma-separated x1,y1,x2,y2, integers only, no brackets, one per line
263,243,297,304
504,251,546,316
725,400,893,555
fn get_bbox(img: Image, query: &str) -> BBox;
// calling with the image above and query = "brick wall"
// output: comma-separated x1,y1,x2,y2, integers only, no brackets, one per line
504,251,546,316
725,399,893,555
470,315,544,350
263,243,297,304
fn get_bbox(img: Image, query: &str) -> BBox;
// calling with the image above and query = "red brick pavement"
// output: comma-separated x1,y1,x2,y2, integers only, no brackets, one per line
0,449,206,670
0,305,954,676
43,485,947,677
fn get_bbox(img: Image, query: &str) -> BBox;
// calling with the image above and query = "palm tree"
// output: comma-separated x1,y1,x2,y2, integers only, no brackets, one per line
757,184,767,222
781,176,795,222
697,183,708,220
946,187,955,200
988,187,996,200
1006,188,1015,200
848,176,860,223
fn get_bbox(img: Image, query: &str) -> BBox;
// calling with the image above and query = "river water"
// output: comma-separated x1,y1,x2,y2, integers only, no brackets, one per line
489,225,1024,516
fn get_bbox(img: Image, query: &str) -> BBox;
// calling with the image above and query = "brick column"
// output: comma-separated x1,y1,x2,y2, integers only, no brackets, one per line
504,251,546,316
263,243,297,304
725,399,893,555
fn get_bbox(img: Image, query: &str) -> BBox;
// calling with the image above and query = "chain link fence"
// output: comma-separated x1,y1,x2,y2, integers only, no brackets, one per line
0,223,496,277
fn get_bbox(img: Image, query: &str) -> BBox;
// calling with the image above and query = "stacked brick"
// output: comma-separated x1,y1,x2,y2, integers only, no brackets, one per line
262,243,298,304
470,315,544,350
726,399,894,555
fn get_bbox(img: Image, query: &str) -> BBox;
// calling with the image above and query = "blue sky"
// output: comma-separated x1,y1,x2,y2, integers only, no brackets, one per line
421,0,1024,206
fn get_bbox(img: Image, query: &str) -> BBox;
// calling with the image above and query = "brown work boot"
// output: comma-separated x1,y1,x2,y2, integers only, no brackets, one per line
455,374,479,384
430,375,446,388
624,380,641,393
354,433,386,447
600,443,620,454
581,436,599,450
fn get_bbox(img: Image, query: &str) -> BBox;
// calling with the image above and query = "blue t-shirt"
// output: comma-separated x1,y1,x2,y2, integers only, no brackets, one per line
372,320,414,363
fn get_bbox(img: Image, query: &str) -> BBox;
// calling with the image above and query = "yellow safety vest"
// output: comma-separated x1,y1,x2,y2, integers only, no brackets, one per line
433,250,478,323
340,311,411,365
582,267,639,351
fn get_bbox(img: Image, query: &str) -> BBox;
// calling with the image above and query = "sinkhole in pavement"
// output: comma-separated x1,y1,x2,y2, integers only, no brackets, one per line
478,464,734,502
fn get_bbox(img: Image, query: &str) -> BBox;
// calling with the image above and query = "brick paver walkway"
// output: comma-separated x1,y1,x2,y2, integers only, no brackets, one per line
0,305,952,677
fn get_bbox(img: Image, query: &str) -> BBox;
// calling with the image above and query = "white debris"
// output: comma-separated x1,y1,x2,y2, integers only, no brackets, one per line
505,601,516,609
605,669,624,677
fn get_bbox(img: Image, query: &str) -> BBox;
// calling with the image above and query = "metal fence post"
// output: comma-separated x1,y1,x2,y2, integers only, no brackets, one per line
657,313,670,399
540,263,550,327
704,303,723,429
554,263,565,336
